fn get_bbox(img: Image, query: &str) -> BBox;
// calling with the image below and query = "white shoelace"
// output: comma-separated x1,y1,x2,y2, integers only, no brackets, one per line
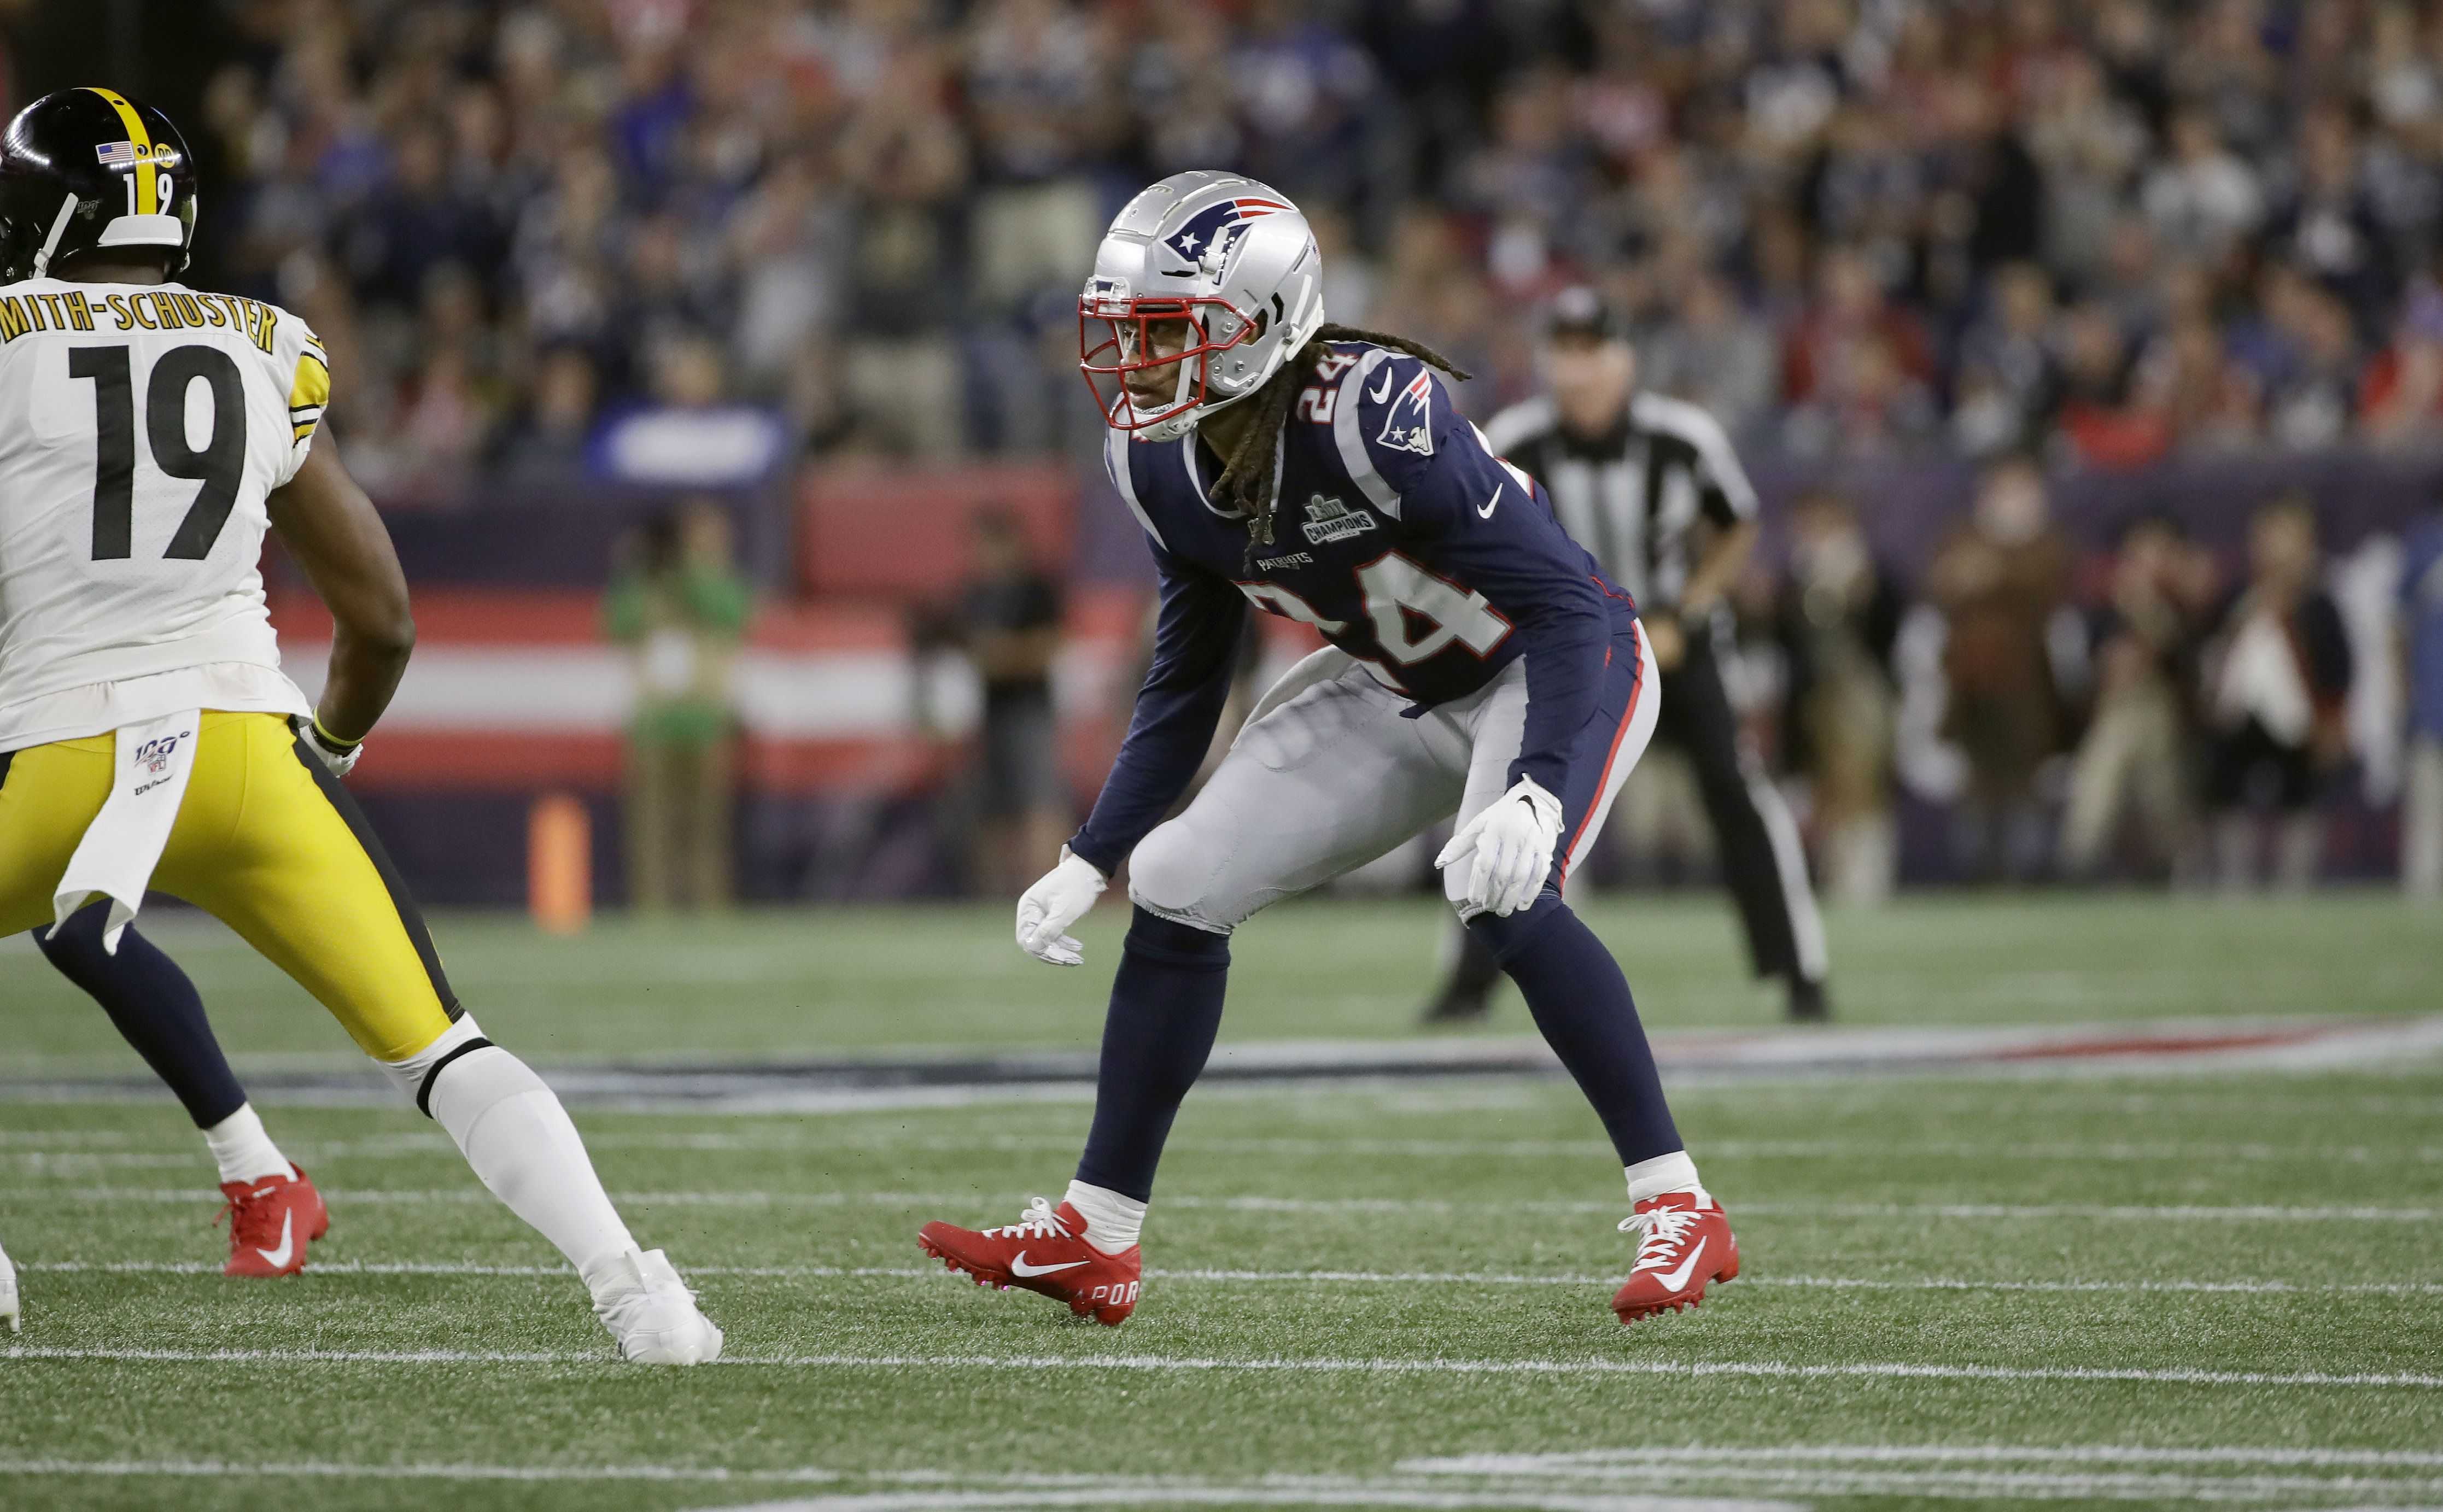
1619,1204,1700,1273
984,1195,1071,1241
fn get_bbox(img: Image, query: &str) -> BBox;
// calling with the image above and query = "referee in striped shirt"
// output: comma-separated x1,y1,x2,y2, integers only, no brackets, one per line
1422,288,1831,1023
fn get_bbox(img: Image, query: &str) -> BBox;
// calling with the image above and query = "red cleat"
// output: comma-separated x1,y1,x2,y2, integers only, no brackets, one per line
1611,1190,1738,1324
292,1164,331,1241
215,1165,327,1278
918,1197,1141,1325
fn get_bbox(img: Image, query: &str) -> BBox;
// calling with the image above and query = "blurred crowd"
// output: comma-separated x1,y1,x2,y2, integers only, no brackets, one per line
140,0,2443,899
1721,464,2441,896
174,0,2443,489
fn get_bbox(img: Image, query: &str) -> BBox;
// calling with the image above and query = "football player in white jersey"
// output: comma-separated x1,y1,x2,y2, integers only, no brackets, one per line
0,87,718,1361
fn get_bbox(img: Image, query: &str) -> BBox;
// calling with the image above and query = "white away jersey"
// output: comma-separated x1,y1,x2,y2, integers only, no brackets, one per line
0,279,328,749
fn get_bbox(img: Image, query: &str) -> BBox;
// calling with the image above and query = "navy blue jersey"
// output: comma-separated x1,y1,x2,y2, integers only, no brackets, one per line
1070,342,1639,875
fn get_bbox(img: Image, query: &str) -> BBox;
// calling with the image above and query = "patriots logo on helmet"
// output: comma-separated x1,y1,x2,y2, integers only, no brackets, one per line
1162,197,1290,271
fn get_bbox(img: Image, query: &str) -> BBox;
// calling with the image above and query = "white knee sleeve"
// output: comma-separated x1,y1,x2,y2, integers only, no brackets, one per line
382,1018,636,1287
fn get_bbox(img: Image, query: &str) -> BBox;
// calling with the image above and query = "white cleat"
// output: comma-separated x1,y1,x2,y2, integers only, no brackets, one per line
592,1248,721,1364
0,1239,19,1333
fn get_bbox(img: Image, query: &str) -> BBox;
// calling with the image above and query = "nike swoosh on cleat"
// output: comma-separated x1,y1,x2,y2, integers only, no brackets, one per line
256,1210,295,1270
1653,1235,1708,1293
1477,482,1504,519
1367,368,1396,404
1008,1252,1088,1279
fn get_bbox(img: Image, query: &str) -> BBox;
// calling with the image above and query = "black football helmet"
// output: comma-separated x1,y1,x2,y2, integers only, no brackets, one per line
0,87,196,284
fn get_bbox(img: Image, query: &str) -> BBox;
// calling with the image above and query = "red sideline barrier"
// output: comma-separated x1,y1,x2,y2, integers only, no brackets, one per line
349,731,623,791
800,463,1075,597
279,576,1153,801
273,589,916,653
349,731,955,798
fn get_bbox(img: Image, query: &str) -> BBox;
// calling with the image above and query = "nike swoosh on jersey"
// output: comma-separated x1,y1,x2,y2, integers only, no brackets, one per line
256,1209,296,1269
1652,1235,1708,1292
1477,482,1504,519
1008,1251,1089,1278
1367,368,1396,404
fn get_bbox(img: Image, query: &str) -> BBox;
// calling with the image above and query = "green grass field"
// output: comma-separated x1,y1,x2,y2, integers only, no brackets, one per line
0,892,2439,1511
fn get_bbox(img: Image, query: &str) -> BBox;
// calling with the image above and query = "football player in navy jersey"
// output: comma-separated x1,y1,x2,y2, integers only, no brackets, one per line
918,172,1739,1328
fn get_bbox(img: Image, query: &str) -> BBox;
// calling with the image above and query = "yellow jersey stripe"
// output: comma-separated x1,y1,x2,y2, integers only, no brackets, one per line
289,349,331,441
84,87,156,216
289,349,330,409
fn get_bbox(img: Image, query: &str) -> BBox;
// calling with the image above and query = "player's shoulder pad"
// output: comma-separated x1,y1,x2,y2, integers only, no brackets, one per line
1323,343,1460,520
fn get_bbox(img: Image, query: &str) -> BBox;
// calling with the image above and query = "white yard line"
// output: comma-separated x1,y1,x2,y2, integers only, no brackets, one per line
290,1133,2443,1165
0,1457,846,1484
29,1258,2443,1297
1160,1196,2443,1222
1398,1465,2443,1501
13,1130,2443,1167
8,1185,2441,1222
673,1487,2388,1512
1745,1274,2443,1296
0,1462,1803,1512
1,1152,203,1169
20,1445,2442,1475
12,1447,2443,1509
1184,1136,2443,1164
4,1344,2440,1390
1412,1444,2443,1470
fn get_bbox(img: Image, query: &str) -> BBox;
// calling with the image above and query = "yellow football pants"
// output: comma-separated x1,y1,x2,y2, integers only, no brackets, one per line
0,710,459,1061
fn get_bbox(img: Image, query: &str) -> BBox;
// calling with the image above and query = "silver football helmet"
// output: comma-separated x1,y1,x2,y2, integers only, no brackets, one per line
1078,170,1326,441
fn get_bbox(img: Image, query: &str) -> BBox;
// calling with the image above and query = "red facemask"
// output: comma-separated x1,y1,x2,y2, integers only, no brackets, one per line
1078,294,1257,432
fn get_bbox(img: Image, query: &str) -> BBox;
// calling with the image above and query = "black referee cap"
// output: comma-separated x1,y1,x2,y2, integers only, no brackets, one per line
1546,285,1626,343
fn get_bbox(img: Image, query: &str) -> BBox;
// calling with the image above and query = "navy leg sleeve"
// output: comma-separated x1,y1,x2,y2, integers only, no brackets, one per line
1074,908,1232,1202
1470,897,1682,1167
37,904,246,1129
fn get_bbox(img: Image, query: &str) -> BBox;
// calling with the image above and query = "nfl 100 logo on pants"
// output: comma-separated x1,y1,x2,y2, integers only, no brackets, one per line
131,730,189,796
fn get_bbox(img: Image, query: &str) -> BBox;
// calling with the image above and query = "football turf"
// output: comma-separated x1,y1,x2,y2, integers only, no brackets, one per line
1,891,2435,1071
0,893,2438,1511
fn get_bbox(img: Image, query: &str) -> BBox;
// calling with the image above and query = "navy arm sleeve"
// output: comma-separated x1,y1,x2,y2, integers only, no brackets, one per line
1067,550,1248,875
1366,363,1617,798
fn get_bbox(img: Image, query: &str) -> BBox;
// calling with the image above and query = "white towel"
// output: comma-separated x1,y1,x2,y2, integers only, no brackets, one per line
50,708,202,953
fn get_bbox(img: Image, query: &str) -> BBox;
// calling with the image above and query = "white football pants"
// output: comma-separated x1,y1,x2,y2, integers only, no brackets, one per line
1129,626,1661,934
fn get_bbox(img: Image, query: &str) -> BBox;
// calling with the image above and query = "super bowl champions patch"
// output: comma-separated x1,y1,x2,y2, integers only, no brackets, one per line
1300,493,1378,546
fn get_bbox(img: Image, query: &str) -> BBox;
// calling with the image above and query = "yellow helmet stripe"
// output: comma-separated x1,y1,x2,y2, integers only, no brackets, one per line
84,87,156,216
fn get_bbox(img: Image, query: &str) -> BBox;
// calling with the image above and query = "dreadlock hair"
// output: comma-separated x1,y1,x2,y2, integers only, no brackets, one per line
1207,324,1472,569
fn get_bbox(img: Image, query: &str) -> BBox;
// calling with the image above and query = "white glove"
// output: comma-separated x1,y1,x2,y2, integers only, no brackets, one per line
1015,847,1107,966
1436,776,1564,918
295,715,362,778
0,1237,20,1333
